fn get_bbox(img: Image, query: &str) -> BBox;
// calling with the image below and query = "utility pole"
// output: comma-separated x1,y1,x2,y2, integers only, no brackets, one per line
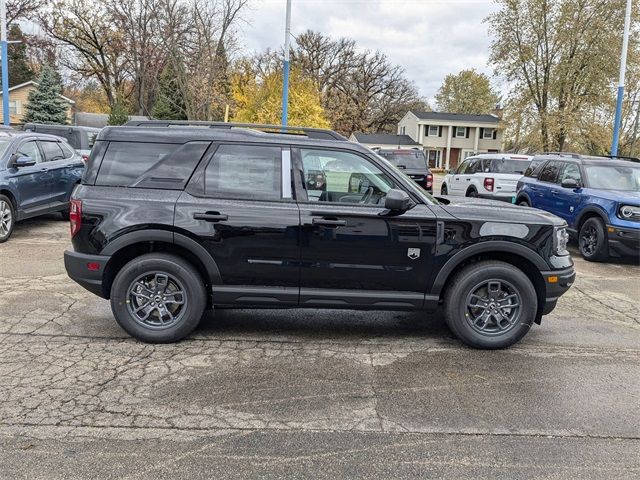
0,0,9,127
280,0,291,127
611,0,633,156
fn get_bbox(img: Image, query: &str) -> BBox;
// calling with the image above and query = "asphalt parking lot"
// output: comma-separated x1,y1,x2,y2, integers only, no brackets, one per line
0,213,639,479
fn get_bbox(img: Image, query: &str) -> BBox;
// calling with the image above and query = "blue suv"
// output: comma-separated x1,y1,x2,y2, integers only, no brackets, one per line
516,154,640,261
0,130,84,242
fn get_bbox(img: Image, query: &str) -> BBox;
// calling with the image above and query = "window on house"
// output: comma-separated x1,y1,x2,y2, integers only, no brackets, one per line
483,128,494,139
455,127,466,138
8,101,19,116
428,125,439,137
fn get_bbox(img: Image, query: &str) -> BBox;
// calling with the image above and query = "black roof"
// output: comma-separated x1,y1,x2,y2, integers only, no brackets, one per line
411,111,500,124
123,120,347,141
97,126,372,153
352,133,420,146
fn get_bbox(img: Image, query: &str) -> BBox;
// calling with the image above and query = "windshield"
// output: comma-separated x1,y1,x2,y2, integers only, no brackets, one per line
87,132,98,148
377,150,427,170
584,164,640,191
490,158,530,174
0,140,12,159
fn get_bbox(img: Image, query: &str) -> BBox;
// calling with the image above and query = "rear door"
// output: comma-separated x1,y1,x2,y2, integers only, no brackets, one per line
175,143,301,305
294,147,435,307
533,160,562,211
38,139,70,204
450,158,471,195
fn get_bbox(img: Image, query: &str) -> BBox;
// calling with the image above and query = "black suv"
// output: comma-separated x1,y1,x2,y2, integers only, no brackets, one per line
375,148,433,193
64,123,575,348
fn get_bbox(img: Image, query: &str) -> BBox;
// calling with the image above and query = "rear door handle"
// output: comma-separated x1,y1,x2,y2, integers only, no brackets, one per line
40,168,48,172
193,212,228,222
312,217,346,227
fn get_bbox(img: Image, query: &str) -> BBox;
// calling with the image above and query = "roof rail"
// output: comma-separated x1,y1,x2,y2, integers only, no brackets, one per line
604,155,640,163
123,120,348,141
540,152,582,158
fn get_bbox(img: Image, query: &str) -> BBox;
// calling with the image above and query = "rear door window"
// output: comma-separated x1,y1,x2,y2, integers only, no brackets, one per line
538,161,562,183
204,144,282,200
489,158,529,174
40,141,66,161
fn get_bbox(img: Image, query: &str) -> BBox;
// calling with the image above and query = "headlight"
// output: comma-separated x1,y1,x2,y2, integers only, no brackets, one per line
618,205,640,221
554,226,570,256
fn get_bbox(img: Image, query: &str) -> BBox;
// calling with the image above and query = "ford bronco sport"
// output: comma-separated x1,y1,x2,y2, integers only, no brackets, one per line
64,123,575,349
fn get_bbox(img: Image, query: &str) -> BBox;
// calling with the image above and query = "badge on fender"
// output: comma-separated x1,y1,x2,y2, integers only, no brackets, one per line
407,248,420,260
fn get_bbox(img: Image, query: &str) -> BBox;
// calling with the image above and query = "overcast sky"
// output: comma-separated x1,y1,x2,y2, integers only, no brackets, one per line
240,0,502,105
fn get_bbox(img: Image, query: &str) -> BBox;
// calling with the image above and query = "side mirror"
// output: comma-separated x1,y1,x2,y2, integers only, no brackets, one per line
384,188,412,211
447,169,456,175
11,154,36,168
561,178,579,189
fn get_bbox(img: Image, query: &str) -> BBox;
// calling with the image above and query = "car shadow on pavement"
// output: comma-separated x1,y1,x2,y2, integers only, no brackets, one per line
196,308,453,342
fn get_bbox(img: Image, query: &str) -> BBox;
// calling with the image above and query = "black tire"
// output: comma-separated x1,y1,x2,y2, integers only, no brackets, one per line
110,253,207,343
517,198,530,207
440,184,448,195
0,194,15,243
444,261,537,349
578,217,608,262
466,188,478,198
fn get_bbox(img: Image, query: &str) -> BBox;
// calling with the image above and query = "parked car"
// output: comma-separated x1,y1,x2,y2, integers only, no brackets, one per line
64,124,574,349
23,123,100,163
375,148,433,193
0,130,84,242
516,154,640,261
441,154,532,202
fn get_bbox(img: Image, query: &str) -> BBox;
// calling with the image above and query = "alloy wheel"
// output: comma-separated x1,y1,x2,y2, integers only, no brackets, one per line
126,271,187,329
465,279,522,336
580,225,598,257
0,200,12,239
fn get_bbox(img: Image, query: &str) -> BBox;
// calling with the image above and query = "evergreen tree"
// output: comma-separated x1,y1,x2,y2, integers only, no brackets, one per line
6,25,35,87
108,94,129,125
151,63,187,120
22,64,68,125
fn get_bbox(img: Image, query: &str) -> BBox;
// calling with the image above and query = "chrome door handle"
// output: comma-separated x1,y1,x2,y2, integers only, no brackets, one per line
193,212,228,222
312,218,346,227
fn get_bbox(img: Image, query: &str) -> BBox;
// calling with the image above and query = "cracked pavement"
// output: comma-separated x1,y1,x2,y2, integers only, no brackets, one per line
0,214,639,479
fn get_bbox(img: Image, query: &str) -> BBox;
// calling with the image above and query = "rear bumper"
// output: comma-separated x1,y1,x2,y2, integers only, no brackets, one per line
607,225,640,258
540,266,576,315
64,250,110,298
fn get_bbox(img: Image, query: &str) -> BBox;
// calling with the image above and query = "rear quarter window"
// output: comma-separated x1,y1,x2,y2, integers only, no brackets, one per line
94,141,210,189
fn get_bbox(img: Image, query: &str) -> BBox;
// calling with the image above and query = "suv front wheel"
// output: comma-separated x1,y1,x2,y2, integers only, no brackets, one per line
444,261,537,349
110,253,207,343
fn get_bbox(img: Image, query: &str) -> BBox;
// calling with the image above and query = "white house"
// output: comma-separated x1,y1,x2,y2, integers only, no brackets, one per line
397,111,503,170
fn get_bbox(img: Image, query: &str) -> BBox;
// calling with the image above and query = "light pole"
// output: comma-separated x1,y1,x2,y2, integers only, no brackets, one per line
281,0,291,127
0,0,9,127
611,0,633,156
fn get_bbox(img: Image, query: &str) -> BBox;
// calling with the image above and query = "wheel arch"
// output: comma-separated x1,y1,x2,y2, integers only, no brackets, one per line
100,230,221,299
431,242,548,324
0,188,18,210
575,206,608,232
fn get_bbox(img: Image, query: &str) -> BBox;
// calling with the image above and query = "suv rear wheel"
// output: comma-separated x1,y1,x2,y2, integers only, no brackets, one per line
466,188,478,198
444,261,537,349
578,217,608,262
0,195,15,243
440,184,448,195
110,253,207,343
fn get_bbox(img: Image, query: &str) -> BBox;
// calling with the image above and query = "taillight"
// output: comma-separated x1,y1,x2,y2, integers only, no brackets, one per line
70,199,82,237
81,154,89,164
484,177,494,191
426,173,433,188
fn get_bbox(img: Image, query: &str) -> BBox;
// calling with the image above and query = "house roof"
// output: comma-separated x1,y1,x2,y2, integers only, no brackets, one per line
411,111,499,124
352,133,420,146
1,80,75,104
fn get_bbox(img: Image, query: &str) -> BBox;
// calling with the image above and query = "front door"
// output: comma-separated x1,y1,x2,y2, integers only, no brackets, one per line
552,162,583,225
176,143,300,305
295,147,436,308
9,139,49,212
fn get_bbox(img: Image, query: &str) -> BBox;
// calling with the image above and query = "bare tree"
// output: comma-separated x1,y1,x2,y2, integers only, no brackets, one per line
7,0,46,25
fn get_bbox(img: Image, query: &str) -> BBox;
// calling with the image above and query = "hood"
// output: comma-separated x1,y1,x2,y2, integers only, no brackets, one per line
582,188,640,203
435,195,566,226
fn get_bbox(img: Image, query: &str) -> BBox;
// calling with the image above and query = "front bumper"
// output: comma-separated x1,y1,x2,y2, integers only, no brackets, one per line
540,266,576,315
607,225,640,258
64,250,111,298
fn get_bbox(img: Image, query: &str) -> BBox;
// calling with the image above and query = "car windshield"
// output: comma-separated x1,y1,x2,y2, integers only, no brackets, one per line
0,139,12,158
87,132,98,148
377,151,427,170
375,153,439,205
490,158,530,174
584,164,640,191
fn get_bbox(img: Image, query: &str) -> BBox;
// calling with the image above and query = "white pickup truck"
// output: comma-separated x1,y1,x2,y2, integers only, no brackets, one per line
440,154,532,203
